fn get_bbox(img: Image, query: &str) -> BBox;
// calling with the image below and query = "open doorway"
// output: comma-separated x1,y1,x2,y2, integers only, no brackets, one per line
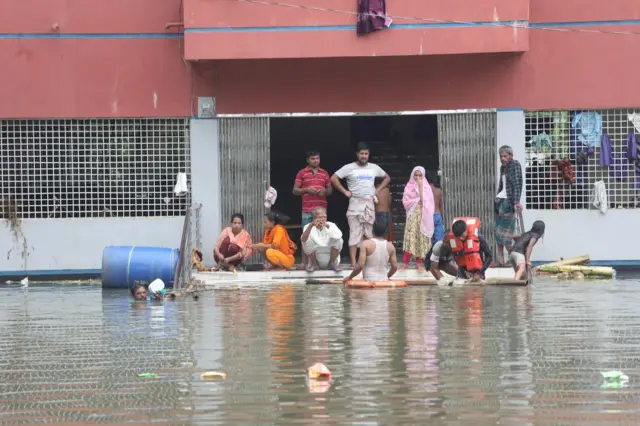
269,114,440,261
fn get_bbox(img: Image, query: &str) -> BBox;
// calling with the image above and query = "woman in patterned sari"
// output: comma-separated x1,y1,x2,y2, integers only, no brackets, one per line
401,166,435,272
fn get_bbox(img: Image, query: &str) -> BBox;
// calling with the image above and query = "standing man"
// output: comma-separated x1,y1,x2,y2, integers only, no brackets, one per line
495,145,523,266
331,143,391,268
293,150,332,269
374,180,392,239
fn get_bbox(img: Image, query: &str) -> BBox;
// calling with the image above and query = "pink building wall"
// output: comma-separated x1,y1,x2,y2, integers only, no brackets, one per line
1,0,640,117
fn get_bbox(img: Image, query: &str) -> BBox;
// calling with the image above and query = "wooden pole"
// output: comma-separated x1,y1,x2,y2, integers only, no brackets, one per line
543,255,590,267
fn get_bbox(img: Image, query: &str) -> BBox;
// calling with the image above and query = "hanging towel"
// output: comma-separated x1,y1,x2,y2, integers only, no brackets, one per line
592,180,608,214
600,133,612,168
356,0,391,35
264,186,278,209
173,172,189,197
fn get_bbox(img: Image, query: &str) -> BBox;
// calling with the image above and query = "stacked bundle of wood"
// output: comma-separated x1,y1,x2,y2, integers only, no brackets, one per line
535,255,614,280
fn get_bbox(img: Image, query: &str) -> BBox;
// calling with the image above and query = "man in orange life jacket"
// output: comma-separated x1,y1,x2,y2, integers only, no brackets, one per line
450,219,493,281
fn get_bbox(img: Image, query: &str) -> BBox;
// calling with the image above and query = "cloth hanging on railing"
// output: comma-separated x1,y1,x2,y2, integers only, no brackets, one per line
592,180,608,214
356,0,391,35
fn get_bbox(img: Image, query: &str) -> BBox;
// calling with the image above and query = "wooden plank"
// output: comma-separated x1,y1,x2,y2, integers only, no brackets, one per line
542,255,590,267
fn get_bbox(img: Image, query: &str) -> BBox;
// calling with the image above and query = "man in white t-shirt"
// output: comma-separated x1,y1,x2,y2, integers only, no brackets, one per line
331,143,390,268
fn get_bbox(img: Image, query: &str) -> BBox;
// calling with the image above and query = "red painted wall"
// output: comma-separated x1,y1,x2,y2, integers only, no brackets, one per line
2,0,640,118
0,0,213,118
183,0,530,59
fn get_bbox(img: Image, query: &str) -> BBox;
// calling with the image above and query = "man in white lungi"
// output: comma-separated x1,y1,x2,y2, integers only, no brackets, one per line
301,207,343,272
331,142,390,268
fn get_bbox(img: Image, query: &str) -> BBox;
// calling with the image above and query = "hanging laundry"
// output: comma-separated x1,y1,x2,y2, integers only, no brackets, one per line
530,132,553,151
600,133,612,168
571,111,602,147
628,113,640,134
575,145,594,166
626,132,638,161
556,157,575,185
591,180,608,214
357,0,391,36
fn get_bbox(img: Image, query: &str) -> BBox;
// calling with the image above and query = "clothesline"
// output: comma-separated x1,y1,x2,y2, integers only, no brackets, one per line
230,0,640,36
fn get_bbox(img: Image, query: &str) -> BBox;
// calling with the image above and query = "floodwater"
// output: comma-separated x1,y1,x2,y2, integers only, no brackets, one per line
1,279,640,425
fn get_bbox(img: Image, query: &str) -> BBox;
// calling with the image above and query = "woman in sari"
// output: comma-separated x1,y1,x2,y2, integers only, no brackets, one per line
401,166,435,272
212,213,253,272
495,145,523,265
250,212,297,270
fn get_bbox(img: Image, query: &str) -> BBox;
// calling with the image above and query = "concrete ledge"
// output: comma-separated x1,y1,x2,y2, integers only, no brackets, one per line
194,266,515,286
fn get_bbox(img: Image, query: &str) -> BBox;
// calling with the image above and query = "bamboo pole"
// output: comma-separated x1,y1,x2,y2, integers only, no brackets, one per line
537,264,613,277
543,255,590,267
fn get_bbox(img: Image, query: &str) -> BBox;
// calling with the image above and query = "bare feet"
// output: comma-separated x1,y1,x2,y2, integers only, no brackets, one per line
417,264,426,273
399,264,408,271
210,266,220,272
330,264,343,272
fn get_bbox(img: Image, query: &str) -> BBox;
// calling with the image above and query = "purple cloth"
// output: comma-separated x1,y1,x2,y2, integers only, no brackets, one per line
627,132,638,161
600,133,612,168
357,0,388,35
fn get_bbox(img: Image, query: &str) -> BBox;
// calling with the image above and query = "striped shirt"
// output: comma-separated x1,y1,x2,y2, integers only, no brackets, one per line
295,167,331,212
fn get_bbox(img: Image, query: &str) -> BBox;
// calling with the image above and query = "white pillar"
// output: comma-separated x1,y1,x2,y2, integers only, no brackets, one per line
497,109,526,204
190,118,221,264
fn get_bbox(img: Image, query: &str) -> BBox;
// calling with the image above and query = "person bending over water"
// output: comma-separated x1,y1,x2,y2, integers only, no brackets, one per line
250,212,297,270
425,232,459,284
343,220,398,283
213,213,253,272
510,220,545,281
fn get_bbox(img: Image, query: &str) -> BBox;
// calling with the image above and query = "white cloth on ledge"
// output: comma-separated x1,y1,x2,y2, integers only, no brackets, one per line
592,180,608,214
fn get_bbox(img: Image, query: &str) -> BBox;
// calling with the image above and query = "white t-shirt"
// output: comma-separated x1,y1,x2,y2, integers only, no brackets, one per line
430,241,454,264
334,162,386,197
496,175,507,199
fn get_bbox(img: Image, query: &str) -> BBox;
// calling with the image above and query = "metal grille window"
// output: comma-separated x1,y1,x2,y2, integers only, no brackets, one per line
525,109,640,210
0,118,191,219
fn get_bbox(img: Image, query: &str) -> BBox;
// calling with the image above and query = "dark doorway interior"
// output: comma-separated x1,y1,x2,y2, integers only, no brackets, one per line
269,114,439,262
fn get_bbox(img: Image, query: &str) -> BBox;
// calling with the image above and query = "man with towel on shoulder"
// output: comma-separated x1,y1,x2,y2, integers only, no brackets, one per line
331,143,391,269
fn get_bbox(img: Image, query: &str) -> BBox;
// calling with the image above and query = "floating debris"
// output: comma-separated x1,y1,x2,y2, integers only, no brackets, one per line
200,371,227,380
307,363,331,380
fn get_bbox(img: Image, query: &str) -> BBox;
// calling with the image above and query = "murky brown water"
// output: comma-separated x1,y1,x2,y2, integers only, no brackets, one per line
1,279,640,424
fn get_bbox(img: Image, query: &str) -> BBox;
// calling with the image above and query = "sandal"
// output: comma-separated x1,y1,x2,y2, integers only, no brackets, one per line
329,264,343,272
305,264,318,273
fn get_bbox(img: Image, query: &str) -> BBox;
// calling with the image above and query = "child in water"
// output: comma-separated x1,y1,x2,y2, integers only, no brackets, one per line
510,220,545,281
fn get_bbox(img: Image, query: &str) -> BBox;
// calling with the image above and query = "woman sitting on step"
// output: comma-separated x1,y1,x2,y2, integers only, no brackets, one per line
212,213,253,272
250,211,297,271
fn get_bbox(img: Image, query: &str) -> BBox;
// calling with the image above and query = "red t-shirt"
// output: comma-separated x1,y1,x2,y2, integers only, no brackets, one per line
295,167,331,212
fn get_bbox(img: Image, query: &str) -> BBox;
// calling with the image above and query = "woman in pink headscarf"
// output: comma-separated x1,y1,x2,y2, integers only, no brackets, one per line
401,166,435,271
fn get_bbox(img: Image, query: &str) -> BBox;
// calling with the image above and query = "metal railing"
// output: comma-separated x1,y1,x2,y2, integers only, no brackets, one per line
174,203,202,290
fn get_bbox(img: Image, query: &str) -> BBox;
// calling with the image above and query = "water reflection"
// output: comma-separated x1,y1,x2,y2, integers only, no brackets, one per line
1,280,640,424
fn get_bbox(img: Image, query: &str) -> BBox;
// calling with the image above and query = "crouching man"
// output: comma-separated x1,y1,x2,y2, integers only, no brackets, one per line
301,207,344,272
425,232,459,285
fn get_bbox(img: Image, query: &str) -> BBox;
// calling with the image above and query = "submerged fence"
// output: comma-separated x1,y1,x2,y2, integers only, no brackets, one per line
173,203,201,290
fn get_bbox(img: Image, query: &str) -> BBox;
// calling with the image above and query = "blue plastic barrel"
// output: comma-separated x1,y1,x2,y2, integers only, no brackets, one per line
101,246,179,289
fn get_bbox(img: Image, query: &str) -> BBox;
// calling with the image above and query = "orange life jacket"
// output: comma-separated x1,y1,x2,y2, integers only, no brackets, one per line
448,217,483,271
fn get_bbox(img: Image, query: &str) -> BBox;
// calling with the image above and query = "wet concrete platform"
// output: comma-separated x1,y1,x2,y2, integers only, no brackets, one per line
194,266,515,286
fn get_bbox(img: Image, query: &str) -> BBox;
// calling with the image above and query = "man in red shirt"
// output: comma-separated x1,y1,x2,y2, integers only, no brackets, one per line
293,150,333,269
